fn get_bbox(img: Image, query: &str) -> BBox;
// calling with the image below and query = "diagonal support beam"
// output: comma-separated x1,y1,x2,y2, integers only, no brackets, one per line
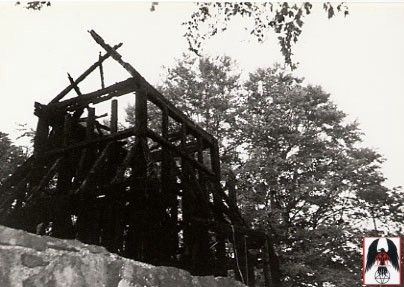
47,78,137,112
49,43,123,104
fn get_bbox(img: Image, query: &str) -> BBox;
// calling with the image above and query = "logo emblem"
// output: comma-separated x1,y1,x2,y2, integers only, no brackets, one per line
363,237,401,285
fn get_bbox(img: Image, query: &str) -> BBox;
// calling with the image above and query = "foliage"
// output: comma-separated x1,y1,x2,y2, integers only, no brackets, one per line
127,55,403,286
237,66,391,286
184,2,349,69
15,1,51,10
0,132,28,185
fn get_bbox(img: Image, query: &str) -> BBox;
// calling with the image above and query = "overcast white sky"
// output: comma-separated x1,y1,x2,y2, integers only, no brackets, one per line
0,2,403,189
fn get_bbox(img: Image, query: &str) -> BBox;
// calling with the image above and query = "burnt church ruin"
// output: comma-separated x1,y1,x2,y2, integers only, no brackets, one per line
0,31,280,287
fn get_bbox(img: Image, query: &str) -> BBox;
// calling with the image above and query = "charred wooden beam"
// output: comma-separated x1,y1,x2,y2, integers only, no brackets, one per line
30,158,62,195
110,99,118,133
86,108,95,139
135,89,147,134
77,113,108,122
37,127,138,160
146,128,215,178
33,116,49,155
149,142,206,162
49,43,123,104
89,30,215,145
67,73,83,97
96,121,111,132
75,142,114,196
99,52,105,89
48,78,136,112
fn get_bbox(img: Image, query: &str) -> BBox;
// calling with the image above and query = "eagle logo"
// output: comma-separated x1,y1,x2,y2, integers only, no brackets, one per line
365,238,400,284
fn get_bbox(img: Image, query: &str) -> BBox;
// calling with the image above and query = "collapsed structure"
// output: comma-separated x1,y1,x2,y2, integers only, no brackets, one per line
0,31,280,287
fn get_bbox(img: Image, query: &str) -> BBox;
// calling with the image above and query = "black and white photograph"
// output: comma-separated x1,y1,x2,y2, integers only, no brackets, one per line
0,1,403,286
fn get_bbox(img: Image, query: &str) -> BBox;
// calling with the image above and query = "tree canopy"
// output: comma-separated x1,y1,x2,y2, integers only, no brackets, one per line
184,2,349,69
0,132,27,185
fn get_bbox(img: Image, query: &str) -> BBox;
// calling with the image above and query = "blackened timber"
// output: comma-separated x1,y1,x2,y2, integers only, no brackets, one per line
149,142,207,162
33,117,49,155
110,99,118,133
67,73,83,97
161,107,179,261
112,143,135,184
37,128,138,160
99,52,105,89
48,78,136,111
49,43,123,104
31,158,62,194
78,113,108,122
89,30,215,145
146,129,215,178
135,89,147,133
96,122,111,132
75,142,114,195
146,129,242,223
86,108,96,138
179,123,194,272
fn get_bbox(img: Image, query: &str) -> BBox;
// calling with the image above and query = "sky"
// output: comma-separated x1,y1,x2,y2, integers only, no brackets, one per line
0,2,403,189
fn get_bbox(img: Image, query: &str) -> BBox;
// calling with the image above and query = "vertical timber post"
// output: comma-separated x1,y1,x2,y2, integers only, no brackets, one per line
77,108,98,243
126,87,148,260
263,238,271,287
53,114,74,238
180,123,193,270
33,117,49,156
210,139,227,276
110,99,118,133
161,107,178,265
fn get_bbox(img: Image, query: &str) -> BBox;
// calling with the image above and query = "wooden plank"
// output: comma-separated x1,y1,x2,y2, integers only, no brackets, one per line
135,89,147,134
88,30,215,145
37,127,138,160
33,117,49,156
48,78,136,111
49,43,123,104
110,99,118,133
99,52,105,89
67,73,83,97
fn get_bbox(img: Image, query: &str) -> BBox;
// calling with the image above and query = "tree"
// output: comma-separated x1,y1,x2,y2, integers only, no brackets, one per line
0,132,27,185
15,1,51,10
184,2,349,69
236,66,397,286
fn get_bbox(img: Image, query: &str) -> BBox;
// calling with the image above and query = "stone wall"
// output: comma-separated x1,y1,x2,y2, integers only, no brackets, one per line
0,225,245,287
